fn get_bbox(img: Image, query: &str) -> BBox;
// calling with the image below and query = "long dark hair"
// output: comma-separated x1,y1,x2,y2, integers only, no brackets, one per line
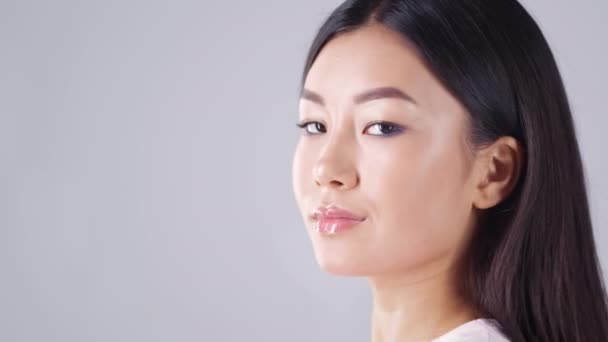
300,1,608,341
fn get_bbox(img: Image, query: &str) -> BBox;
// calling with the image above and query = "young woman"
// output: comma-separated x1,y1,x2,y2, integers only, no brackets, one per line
291,0,608,341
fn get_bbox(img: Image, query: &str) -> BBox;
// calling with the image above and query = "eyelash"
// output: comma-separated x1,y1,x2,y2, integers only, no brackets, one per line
295,120,405,137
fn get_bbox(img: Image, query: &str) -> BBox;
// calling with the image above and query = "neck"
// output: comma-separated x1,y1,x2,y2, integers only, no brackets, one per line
369,265,478,342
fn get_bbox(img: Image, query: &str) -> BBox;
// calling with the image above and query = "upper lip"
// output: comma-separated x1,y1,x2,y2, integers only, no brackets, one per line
311,204,366,221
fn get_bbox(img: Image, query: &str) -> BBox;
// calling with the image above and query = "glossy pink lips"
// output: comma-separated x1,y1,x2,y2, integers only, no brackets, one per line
311,205,366,235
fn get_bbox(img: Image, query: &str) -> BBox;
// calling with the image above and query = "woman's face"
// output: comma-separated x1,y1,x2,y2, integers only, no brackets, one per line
292,24,480,277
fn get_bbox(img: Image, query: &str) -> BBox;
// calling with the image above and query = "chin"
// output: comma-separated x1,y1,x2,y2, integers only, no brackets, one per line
313,251,373,276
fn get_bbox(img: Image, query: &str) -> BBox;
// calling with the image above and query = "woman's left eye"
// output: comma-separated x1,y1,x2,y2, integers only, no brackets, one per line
363,122,405,136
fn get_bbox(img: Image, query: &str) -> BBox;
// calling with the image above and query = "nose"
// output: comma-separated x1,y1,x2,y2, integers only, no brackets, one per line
313,140,359,191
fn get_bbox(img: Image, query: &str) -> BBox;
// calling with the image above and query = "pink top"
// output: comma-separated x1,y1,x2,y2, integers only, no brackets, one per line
432,318,510,342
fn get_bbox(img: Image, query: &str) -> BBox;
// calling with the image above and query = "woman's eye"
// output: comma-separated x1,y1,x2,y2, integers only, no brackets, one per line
364,122,405,136
296,121,327,135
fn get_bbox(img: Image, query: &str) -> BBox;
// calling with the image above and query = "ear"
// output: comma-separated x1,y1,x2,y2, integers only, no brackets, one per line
472,136,524,210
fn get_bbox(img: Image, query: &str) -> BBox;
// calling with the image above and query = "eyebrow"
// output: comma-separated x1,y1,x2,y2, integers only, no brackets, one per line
300,86,418,106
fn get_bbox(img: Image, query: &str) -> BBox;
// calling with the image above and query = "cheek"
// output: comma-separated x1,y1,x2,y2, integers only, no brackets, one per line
291,141,308,206
291,140,317,215
360,132,474,271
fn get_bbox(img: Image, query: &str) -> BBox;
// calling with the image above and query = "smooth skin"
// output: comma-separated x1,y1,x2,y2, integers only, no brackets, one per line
292,23,522,342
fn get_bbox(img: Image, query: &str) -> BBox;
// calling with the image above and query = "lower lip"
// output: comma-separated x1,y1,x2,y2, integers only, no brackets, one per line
315,218,365,235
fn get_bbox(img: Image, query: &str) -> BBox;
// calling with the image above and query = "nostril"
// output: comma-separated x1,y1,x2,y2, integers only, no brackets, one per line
330,180,344,187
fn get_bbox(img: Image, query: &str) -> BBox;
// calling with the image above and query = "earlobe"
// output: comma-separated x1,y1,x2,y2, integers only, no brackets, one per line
472,137,523,210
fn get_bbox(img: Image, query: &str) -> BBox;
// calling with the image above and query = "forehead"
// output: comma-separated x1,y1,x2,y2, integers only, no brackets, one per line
304,24,430,98
302,23,466,118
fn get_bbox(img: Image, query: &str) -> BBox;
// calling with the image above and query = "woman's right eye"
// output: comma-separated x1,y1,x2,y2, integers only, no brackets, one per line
296,121,327,135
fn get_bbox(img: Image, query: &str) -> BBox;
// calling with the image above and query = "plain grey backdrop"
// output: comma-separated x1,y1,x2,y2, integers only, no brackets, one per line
1,0,606,341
